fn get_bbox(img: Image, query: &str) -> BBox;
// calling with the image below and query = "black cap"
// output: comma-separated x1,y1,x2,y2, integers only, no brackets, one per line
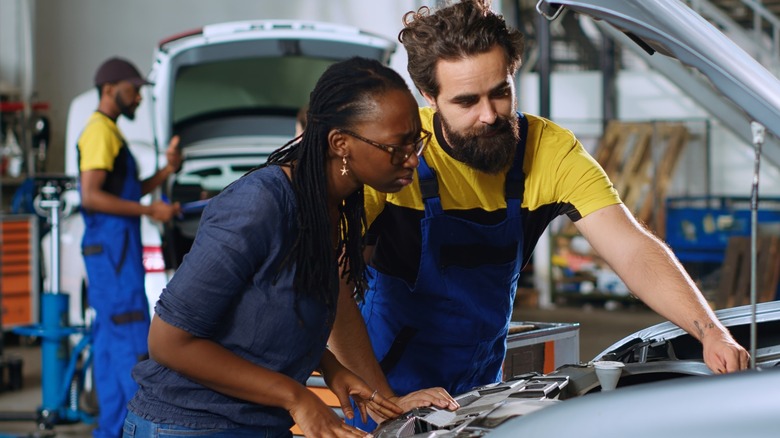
94,57,151,87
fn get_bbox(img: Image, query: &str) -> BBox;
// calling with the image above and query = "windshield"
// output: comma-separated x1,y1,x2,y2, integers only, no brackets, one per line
172,56,334,125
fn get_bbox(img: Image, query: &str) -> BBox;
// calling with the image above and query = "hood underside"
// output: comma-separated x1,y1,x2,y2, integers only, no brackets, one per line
541,0,780,139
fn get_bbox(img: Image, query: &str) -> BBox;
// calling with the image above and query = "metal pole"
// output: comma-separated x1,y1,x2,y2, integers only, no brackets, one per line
40,183,60,294
537,11,551,119
601,36,617,131
749,121,765,369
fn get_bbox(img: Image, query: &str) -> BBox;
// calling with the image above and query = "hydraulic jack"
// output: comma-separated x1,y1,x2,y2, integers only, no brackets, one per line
3,177,94,436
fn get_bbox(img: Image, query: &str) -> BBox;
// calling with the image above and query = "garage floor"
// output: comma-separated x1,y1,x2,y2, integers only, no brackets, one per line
0,305,666,437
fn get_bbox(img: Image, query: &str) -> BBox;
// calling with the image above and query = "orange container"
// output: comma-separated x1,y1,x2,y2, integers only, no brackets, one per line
1,215,39,327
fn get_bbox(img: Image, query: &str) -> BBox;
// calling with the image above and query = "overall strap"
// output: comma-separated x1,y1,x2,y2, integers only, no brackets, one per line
505,112,529,201
417,155,444,215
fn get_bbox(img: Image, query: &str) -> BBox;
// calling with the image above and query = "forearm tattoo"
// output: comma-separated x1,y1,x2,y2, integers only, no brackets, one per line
693,320,716,339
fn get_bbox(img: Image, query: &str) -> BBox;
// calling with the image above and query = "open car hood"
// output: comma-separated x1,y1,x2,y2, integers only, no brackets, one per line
540,0,780,138
148,20,397,148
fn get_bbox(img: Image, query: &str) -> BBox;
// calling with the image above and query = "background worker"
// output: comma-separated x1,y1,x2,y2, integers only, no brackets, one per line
330,0,750,430
78,56,181,438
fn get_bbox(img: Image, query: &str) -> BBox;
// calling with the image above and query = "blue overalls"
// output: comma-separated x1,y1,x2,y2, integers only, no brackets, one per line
353,114,528,431
81,143,150,438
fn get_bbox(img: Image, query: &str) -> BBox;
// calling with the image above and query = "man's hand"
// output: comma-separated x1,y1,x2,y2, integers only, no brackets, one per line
701,329,750,373
362,387,459,425
388,387,459,413
148,200,181,222
165,135,183,173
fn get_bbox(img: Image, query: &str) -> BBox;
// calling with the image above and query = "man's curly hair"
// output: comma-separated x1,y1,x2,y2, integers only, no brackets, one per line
398,0,524,98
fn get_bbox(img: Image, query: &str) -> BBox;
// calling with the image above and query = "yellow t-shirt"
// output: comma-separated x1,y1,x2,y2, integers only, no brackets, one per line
78,112,125,172
364,108,621,283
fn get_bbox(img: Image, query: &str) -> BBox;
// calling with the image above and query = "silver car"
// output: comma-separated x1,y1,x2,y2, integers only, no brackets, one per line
374,301,780,437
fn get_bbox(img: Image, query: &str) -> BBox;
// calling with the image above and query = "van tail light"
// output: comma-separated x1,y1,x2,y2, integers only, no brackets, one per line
143,246,166,273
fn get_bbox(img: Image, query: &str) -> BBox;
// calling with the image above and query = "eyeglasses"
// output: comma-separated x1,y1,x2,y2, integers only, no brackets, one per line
338,128,431,165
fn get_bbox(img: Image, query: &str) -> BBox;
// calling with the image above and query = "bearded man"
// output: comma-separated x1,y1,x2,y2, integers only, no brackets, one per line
326,0,749,432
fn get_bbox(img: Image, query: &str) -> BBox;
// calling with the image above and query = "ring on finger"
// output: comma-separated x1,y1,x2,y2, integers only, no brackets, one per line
369,390,378,402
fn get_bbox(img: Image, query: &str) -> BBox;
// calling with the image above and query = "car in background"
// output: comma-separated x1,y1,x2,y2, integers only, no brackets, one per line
45,20,396,325
372,0,780,436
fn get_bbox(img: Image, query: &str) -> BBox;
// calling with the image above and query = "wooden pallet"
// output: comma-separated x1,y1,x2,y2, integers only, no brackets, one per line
592,121,689,237
715,235,780,309
552,121,691,299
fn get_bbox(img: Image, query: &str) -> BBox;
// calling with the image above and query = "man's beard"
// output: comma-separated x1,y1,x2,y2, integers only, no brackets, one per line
441,113,520,174
115,93,136,120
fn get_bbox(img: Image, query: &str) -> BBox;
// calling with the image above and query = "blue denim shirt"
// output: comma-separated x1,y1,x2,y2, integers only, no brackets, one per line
128,165,335,430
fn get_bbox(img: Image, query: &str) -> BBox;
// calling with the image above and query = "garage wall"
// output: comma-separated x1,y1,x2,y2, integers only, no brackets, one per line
4,0,779,197
3,0,426,173
0,0,28,94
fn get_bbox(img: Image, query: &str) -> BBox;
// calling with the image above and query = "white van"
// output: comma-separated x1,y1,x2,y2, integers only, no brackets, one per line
46,20,396,325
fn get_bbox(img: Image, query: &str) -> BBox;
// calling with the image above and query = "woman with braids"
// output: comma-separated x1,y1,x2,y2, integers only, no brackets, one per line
123,57,456,437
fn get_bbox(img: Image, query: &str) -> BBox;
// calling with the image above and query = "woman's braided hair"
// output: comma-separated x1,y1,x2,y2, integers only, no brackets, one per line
266,57,411,307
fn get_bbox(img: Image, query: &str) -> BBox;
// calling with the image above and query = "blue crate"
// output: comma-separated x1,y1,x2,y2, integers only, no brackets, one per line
665,196,780,263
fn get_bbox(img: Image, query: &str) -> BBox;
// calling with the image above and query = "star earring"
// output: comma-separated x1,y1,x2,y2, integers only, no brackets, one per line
340,156,349,176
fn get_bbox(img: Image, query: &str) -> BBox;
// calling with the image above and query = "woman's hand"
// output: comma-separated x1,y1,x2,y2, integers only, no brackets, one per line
289,388,370,437
327,367,404,424
320,351,404,425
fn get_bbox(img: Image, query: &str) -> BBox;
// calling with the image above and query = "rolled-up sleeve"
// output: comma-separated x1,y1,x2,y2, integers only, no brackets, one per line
156,169,293,338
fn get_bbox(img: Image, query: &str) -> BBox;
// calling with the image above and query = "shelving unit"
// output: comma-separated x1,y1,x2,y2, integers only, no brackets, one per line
1,96,48,353
1,98,50,212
